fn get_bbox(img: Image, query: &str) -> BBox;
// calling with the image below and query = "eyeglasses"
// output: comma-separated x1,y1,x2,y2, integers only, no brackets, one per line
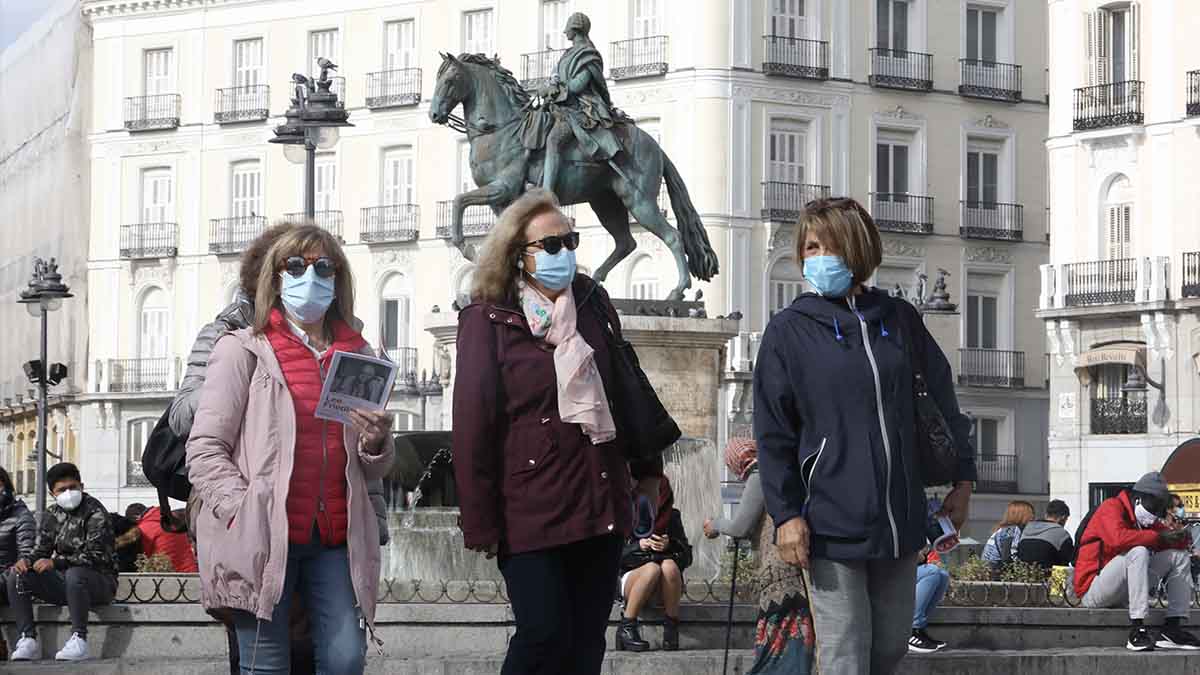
281,255,337,278
523,231,580,255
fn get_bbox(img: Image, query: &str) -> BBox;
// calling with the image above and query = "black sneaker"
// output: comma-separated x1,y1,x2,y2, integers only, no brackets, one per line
1127,626,1155,652
1157,626,1200,651
908,629,944,654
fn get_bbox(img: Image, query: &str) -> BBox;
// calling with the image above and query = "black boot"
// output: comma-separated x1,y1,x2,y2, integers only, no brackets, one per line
616,617,650,652
662,616,680,651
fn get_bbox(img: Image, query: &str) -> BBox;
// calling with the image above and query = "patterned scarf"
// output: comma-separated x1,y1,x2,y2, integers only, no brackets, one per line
724,437,758,481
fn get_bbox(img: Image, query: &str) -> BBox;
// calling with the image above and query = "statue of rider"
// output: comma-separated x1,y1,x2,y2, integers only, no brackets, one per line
536,12,626,195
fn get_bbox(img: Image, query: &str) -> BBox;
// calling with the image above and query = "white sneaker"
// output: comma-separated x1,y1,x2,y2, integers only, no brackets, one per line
54,633,89,661
10,636,41,661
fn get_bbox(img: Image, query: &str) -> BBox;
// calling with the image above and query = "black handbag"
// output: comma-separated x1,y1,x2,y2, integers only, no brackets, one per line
895,300,958,487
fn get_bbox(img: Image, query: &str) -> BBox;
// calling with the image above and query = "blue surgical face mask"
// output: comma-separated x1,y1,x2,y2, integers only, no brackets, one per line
529,248,577,291
803,255,854,298
279,265,336,324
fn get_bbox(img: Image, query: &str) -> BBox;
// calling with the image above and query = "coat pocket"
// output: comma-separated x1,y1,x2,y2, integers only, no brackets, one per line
505,420,557,481
802,435,882,541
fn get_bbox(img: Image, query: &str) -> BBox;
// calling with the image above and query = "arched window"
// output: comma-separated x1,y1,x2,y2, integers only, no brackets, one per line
769,257,805,317
380,273,412,364
628,257,659,300
139,288,169,360
1103,175,1133,260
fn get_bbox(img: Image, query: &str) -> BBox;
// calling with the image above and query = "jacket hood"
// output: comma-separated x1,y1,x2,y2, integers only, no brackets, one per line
782,287,901,343
0,498,30,519
1022,520,1063,538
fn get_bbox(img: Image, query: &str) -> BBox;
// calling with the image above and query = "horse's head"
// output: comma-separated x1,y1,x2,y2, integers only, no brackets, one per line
430,52,467,126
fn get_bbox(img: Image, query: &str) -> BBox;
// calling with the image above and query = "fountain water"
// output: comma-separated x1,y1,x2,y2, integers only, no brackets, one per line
662,437,723,580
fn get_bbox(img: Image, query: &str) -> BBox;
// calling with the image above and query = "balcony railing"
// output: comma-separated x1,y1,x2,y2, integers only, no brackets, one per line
107,358,177,393
214,85,269,123
435,201,495,238
958,60,1022,102
610,36,669,81
1073,81,1144,131
868,48,933,91
361,205,420,243
1062,258,1137,307
1091,396,1147,435
1183,251,1200,298
762,35,829,80
960,201,1023,241
120,223,178,259
761,181,831,222
975,454,1019,494
1189,71,1200,117
209,215,267,255
385,347,420,390
869,193,934,234
958,349,1025,388
284,210,343,239
124,94,181,131
521,49,566,90
365,69,422,109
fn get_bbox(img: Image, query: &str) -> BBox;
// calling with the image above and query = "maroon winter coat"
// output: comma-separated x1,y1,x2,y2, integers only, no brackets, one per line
452,276,660,555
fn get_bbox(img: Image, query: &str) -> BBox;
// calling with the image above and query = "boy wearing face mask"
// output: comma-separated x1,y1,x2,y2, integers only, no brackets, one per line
1076,472,1199,652
8,462,117,661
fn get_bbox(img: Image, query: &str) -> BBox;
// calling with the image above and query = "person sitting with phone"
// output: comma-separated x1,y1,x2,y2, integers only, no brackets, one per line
617,476,692,653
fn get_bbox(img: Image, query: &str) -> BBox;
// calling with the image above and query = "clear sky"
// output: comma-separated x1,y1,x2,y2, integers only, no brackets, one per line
1,0,52,53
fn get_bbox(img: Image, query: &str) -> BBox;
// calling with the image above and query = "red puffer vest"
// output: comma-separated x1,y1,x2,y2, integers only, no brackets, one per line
264,308,367,546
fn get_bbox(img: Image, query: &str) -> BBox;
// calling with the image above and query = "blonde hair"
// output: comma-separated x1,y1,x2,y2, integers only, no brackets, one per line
993,500,1036,533
472,188,568,305
252,224,355,332
794,197,883,284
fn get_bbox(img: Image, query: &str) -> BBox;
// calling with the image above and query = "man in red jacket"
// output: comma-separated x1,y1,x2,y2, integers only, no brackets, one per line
136,507,198,573
1076,472,1199,652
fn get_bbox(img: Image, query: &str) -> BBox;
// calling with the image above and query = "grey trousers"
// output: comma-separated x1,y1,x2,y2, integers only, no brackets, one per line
5,566,117,638
1082,546,1193,620
804,554,918,675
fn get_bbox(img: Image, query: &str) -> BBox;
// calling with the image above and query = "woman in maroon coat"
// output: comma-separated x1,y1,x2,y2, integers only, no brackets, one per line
452,188,662,675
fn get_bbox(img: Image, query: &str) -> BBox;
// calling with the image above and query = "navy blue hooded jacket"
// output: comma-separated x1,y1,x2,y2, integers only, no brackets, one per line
753,288,976,561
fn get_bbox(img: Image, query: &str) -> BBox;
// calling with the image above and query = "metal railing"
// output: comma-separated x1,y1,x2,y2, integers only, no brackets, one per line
385,347,420,391
283,210,343,239
761,181,831,221
1091,396,1147,435
1073,80,1144,131
124,94,181,131
107,358,176,393
361,205,420,243
520,49,566,90
610,36,669,80
958,60,1022,102
120,223,178,259
214,85,269,123
435,201,495,238
958,349,1025,388
762,35,829,80
209,215,267,255
975,454,1019,493
126,460,151,487
869,193,934,234
365,69,422,109
868,48,933,91
1189,71,1200,117
1183,251,1200,298
960,201,1023,241
1062,258,1137,306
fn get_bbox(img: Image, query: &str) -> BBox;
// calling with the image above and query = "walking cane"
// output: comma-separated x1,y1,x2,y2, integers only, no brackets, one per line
723,537,741,675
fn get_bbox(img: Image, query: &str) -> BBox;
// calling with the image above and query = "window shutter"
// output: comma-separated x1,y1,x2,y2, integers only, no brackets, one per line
876,0,889,50
893,144,909,194
1129,2,1140,81
967,151,980,205
893,0,908,52
1097,10,1110,85
966,9,979,61
1086,11,1096,86
982,153,999,205
875,143,890,195
981,11,997,63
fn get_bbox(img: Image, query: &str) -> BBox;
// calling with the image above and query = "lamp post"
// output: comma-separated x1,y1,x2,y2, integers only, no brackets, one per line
270,59,353,219
17,258,72,514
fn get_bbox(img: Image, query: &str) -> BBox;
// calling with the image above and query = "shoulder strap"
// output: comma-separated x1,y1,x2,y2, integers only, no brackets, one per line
894,298,927,378
583,281,624,342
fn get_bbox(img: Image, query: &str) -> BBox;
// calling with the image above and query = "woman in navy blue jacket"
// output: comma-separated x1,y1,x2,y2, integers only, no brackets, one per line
753,197,976,674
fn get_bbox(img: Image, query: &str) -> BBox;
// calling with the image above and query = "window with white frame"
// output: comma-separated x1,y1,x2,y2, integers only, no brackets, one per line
309,29,340,77
385,20,417,70
138,287,169,360
875,132,911,197
233,38,264,88
632,0,663,37
144,48,173,95
231,160,262,218
965,271,1005,349
965,6,998,63
770,0,808,39
965,139,1000,207
382,147,415,205
629,257,659,300
875,0,909,52
970,416,1001,462
768,120,807,185
542,0,572,49
315,154,338,211
768,257,805,316
463,9,494,55
1104,175,1133,260
141,168,173,223
127,418,156,486
379,274,412,362
1086,4,1140,85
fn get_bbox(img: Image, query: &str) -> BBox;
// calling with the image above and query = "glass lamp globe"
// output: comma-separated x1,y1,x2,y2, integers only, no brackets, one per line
316,126,339,149
283,142,307,165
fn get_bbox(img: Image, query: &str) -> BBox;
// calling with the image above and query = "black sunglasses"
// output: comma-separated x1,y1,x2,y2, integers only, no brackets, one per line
281,255,337,278
523,231,580,255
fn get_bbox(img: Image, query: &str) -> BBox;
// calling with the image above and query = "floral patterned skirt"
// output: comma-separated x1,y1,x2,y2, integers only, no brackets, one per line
747,592,815,674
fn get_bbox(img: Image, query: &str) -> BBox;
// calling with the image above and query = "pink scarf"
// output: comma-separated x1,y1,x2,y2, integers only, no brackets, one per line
521,285,616,445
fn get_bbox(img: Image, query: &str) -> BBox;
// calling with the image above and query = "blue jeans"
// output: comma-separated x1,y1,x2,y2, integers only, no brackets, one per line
912,564,950,629
232,534,366,675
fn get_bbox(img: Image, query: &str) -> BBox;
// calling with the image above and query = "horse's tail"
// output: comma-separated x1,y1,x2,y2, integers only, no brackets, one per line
662,155,719,281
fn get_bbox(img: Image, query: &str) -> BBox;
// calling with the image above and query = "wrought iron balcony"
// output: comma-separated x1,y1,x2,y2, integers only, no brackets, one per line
1062,258,1137,307
762,35,829,80
521,49,565,90
1184,251,1200,298
435,201,495,238
361,205,420,243
214,85,269,123
1073,81,1144,131
869,193,934,234
365,69,422,109
761,182,831,222
975,454,1019,494
958,349,1025,388
868,48,933,91
960,201,1023,241
209,215,267,255
1188,71,1200,117
610,36,669,81
958,60,1022,102
385,347,420,392
124,94,181,131
284,210,343,239
1091,396,1147,435
107,358,177,393
120,223,178,259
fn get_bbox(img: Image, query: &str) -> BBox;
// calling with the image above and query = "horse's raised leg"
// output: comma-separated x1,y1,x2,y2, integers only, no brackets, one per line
588,192,634,283
625,188,691,301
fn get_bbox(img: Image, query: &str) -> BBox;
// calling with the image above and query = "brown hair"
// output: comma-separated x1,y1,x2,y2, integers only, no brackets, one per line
252,224,355,333
794,197,883,285
993,500,1036,533
472,188,568,305
239,223,295,297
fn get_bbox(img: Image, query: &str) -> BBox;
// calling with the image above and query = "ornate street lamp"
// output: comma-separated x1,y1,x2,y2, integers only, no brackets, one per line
17,258,73,514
